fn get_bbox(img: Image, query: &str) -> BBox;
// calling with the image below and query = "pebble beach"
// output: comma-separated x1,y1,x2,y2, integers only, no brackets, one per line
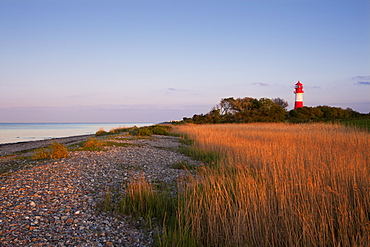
0,134,199,246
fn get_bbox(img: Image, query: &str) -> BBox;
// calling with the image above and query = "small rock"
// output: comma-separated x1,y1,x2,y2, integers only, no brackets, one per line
65,218,73,224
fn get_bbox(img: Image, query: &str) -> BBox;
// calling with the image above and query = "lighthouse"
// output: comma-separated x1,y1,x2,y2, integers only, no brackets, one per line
294,81,304,109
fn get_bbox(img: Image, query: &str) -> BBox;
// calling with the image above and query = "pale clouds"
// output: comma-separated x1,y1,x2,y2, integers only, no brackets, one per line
355,81,370,86
352,76,370,80
305,85,321,89
352,75,370,86
252,82,270,87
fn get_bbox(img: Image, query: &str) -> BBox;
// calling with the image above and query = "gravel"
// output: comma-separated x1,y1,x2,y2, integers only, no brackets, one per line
0,135,199,246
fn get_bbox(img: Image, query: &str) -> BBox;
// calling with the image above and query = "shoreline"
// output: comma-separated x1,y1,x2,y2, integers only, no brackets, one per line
0,134,197,245
0,134,95,156
0,122,156,148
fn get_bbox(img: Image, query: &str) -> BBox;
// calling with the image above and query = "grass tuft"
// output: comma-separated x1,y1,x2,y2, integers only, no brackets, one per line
50,142,69,159
77,137,105,151
177,145,221,168
171,161,197,170
97,187,113,212
117,174,177,226
32,148,50,160
32,142,69,160
83,137,103,148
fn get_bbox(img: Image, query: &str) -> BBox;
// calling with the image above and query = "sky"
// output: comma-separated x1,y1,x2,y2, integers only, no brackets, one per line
1,0,369,123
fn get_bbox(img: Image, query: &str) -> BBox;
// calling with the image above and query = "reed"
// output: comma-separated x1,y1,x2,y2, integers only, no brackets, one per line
118,174,177,228
172,123,370,246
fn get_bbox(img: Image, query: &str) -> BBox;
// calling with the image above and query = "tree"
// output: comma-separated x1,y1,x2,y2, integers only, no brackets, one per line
191,97,288,124
272,98,289,109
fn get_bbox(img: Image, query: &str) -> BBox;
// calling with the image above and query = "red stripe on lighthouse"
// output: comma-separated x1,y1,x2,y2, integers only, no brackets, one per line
294,100,303,109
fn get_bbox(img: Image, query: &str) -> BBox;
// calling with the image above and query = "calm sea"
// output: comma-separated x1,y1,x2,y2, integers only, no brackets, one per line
0,123,153,144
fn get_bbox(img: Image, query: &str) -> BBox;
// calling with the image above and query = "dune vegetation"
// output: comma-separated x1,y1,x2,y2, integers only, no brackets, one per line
161,123,370,246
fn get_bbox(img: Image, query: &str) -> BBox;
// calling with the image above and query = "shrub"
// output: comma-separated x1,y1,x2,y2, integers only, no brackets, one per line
152,125,170,135
109,127,132,134
83,137,103,148
130,127,152,136
50,142,69,159
32,148,50,160
128,125,172,136
32,142,69,160
95,128,109,136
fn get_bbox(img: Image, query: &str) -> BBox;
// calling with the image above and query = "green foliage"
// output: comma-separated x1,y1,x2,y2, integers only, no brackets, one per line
134,127,153,136
177,135,221,167
95,129,110,136
182,97,368,124
109,127,131,134
288,106,368,122
104,141,138,148
177,145,221,168
73,140,138,152
117,175,177,229
97,188,113,212
340,119,370,132
187,97,287,124
95,125,172,137
179,135,194,145
171,161,197,170
32,148,50,160
129,125,172,136
152,126,170,135
157,224,198,247
72,137,105,151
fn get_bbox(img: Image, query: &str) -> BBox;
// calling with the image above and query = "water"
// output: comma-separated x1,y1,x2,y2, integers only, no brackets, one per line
0,123,153,144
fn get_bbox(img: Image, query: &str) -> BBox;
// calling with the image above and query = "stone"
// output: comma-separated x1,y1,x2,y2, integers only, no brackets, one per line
0,135,195,246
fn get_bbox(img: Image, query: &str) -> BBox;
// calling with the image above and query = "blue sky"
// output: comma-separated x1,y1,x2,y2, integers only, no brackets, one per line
1,0,369,123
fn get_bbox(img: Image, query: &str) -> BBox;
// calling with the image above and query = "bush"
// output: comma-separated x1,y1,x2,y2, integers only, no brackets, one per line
32,142,69,160
95,128,109,136
32,148,50,160
136,127,153,136
152,125,170,135
83,137,103,148
109,127,132,134
129,125,172,136
50,142,69,159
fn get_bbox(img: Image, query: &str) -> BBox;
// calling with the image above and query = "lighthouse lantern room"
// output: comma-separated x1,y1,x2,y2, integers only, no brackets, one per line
294,81,304,109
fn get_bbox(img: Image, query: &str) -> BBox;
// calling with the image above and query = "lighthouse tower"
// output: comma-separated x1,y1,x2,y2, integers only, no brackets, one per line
294,81,304,109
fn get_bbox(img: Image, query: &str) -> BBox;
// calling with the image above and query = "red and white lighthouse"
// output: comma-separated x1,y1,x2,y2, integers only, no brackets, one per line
294,81,304,109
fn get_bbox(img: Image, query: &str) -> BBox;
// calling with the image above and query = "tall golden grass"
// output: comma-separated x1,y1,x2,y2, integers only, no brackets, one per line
173,123,369,246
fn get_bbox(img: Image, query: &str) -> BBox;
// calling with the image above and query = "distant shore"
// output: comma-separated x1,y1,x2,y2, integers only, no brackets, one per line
0,134,94,156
